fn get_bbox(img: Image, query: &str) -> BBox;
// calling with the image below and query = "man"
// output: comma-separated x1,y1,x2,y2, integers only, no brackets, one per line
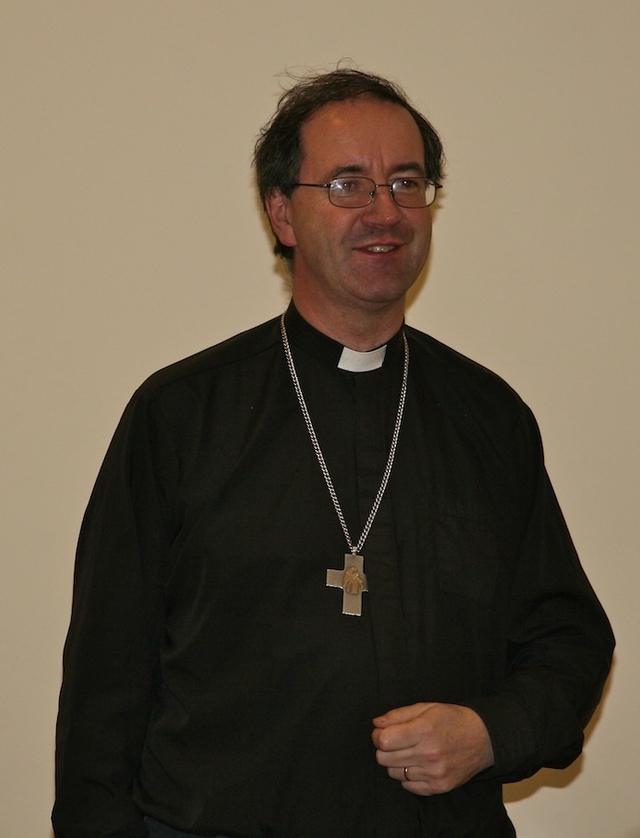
54,69,614,838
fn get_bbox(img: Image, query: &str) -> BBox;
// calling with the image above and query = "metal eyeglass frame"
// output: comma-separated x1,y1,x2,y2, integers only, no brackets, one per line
288,176,442,209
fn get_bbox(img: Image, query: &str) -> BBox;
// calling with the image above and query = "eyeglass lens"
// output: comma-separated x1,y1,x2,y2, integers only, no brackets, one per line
329,177,437,208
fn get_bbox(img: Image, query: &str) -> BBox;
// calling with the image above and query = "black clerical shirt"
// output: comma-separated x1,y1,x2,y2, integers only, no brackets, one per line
53,304,613,838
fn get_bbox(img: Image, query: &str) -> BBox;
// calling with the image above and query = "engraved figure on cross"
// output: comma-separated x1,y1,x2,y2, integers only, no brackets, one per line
326,554,369,616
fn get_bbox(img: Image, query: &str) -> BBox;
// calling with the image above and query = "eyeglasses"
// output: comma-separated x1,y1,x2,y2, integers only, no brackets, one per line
289,176,441,209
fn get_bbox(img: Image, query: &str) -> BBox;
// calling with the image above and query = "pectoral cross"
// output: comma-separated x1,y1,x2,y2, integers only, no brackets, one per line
326,554,368,616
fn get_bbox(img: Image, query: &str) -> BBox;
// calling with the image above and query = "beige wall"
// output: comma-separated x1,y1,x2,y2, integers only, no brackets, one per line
3,2,638,835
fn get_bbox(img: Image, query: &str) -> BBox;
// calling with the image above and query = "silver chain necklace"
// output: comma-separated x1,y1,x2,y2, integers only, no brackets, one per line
280,313,409,615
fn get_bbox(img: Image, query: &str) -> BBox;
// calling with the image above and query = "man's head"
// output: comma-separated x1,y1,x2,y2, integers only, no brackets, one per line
254,68,444,262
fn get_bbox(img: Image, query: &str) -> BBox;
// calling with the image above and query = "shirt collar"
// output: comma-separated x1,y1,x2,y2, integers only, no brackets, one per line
283,302,404,372
337,344,386,372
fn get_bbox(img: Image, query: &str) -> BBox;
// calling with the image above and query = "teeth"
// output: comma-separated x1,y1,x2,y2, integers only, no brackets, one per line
367,245,395,252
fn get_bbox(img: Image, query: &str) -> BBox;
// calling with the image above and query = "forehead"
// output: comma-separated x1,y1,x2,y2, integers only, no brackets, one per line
298,97,425,176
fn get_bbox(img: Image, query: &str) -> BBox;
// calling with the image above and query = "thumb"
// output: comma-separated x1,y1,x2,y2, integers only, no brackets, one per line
373,702,433,728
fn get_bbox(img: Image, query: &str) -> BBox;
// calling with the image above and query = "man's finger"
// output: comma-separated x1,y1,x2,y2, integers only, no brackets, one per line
373,701,433,729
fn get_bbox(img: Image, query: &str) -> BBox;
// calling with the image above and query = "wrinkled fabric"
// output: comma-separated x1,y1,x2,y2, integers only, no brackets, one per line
53,305,613,838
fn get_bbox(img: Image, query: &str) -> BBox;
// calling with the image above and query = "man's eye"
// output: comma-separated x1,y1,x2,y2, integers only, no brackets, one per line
334,179,361,193
394,178,420,192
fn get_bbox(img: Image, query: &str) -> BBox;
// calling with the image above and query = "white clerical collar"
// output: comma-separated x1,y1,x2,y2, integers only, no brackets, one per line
337,344,387,372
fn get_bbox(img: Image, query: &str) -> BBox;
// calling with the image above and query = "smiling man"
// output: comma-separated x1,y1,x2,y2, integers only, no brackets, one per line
266,97,433,347
54,69,614,838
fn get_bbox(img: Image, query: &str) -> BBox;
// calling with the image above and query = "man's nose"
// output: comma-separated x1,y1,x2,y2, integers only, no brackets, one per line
362,185,403,223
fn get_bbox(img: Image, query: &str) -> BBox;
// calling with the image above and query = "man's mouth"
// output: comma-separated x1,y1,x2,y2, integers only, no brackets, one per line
365,245,397,253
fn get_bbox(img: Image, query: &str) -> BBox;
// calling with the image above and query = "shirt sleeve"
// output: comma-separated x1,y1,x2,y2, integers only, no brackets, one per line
53,387,178,837
464,407,614,783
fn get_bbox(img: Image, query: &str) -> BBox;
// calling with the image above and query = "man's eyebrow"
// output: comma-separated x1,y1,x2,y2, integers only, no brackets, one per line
327,164,366,179
327,162,427,180
393,161,427,177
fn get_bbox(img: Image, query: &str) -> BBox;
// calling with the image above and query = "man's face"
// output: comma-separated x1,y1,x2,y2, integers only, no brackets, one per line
266,97,433,319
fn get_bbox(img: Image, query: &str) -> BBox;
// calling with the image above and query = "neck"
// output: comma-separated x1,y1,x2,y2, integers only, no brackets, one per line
291,295,405,351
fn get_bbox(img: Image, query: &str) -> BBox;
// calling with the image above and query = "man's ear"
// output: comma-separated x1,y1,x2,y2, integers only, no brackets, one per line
264,189,297,249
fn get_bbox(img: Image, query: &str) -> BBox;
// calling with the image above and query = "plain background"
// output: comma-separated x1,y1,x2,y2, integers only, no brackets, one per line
2,2,638,836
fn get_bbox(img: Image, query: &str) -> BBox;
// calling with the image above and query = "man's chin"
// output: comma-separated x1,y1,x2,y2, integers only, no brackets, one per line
350,276,418,306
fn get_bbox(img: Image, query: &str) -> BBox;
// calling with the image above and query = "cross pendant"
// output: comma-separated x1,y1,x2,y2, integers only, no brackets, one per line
326,553,368,616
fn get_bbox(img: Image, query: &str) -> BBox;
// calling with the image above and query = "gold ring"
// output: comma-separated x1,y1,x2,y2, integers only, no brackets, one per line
403,766,410,781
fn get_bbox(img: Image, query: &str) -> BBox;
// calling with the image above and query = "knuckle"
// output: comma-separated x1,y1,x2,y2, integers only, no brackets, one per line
375,730,392,751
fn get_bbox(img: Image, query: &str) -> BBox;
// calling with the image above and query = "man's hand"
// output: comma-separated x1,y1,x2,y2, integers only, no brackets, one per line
372,702,495,796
